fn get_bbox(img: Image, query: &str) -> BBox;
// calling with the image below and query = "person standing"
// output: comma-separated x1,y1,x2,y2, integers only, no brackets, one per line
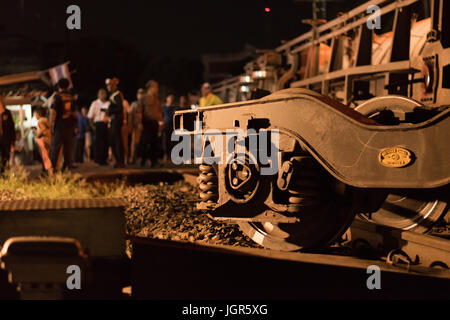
75,106,89,163
106,77,125,168
129,88,145,164
88,88,110,165
70,92,80,167
199,82,223,107
11,130,25,167
162,94,176,162
0,94,16,173
121,98,131,165
49,78,76,171
85,117,92,162
139,80,163,167
179,94,190,110
34,107,53,175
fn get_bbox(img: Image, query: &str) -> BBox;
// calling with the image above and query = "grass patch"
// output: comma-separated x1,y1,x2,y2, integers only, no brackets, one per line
0,166,125,200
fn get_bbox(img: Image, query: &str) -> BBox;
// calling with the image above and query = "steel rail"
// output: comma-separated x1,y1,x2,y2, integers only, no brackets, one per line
348,218,450,270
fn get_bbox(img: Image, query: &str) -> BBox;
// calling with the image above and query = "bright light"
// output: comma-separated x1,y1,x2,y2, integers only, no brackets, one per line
265,7,271,13
240,85,250,93
7,104,33,127
252,70,267,79
240,75,251,83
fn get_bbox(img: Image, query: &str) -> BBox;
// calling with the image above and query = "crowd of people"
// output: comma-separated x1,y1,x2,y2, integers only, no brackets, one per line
0,77,224,175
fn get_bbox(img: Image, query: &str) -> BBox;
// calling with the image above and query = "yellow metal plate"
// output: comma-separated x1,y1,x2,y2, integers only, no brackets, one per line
378,147,412,168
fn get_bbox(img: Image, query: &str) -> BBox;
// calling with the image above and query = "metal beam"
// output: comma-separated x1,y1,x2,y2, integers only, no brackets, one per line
0,71,42,86
291,0,419,54
276,0,390,52
290,60,411,88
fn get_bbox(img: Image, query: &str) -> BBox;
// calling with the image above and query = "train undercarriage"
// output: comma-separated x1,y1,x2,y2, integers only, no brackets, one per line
174,0,450,251
174,89,449,251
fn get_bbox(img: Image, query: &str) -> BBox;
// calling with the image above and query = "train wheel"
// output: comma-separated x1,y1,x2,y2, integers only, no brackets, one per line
238,156,359,251
355,96,449,232
358,189,448,233
238,205,356,251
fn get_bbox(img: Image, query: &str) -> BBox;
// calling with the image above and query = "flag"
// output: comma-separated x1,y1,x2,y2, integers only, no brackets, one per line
48,62,73,88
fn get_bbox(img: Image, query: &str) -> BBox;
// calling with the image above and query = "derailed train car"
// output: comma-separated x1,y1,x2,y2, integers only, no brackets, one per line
174,0,450,250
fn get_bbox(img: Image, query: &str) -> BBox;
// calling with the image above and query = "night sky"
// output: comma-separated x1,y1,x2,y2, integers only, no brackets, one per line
0,0,364,102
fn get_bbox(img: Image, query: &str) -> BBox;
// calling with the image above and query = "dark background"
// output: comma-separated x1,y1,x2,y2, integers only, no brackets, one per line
0,0,366,104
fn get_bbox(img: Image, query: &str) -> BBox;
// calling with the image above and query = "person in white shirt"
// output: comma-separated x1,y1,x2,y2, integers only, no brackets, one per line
88,88,110,165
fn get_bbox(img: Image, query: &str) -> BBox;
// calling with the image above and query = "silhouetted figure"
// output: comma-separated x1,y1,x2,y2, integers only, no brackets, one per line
75,106,89,163
162,94,176,162
49,78,76,171
129,88,146,164
0,94,16,173
139,80,163,167
106,77,125,168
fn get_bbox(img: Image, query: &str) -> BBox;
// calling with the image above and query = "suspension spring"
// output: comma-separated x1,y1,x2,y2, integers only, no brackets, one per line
198,164,218,204
287,156,323,208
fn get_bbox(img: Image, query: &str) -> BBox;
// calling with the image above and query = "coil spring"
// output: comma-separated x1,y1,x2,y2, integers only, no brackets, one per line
197,164,218,204
287,156,323,208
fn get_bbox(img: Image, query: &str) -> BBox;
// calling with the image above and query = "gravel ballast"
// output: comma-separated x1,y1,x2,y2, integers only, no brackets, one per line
123,181,260,248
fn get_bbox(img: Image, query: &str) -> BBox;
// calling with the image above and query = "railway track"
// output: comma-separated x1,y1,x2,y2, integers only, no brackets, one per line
129,184,450,300
0,168,447,299
345,218,450,270
126,167,450,299
131,229,450,300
